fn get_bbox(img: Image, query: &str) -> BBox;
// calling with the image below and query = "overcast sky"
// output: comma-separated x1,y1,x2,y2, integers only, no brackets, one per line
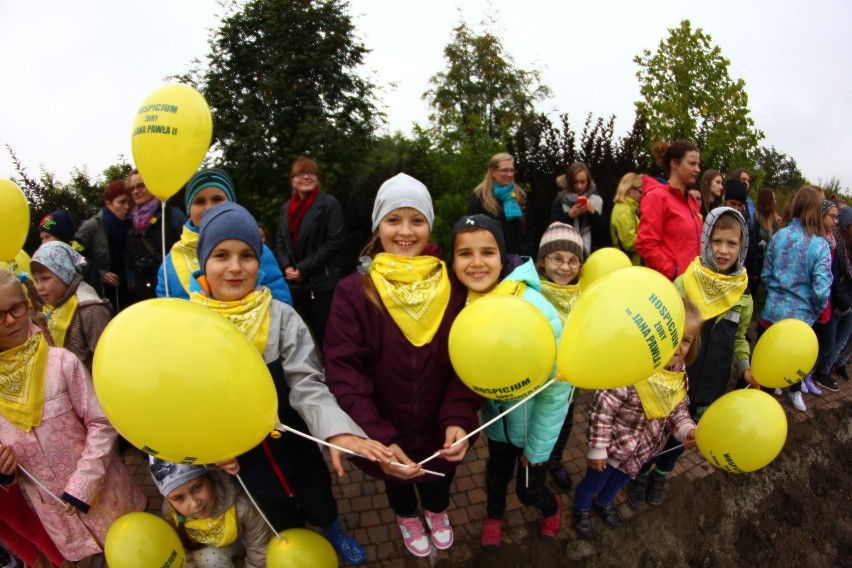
2,0,850,190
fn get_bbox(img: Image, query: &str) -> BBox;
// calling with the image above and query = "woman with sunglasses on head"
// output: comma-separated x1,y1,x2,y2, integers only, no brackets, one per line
468,152,536,257
276,157,346,348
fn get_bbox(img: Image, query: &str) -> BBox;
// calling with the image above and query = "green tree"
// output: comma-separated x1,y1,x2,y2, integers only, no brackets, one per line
180,0,383,224
423,17,551,149
634,20,764,172
755,146,805,191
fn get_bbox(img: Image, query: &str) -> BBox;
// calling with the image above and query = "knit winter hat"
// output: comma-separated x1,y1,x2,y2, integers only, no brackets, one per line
450,214,507,267
149,457,207,498
839,207,852,229
185,168,237,215
38,210,76,243
371,173,434,232
31,241,86,285
538,222,585,262
104,180,128,204
724,179,748,204
822,199,837,216
197,202,262,273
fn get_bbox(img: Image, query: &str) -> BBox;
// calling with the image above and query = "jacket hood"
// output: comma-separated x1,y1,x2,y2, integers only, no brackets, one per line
503,257,543,292
701,207,749,274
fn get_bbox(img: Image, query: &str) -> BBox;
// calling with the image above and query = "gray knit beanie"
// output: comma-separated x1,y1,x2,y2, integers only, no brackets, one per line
149,457,207,497
371,173,434,232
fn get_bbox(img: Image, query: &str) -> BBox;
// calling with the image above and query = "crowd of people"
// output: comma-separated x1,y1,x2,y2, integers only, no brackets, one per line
0,144,848,566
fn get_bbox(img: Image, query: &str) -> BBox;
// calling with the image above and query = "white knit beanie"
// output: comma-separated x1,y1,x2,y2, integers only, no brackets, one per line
371,173,434,232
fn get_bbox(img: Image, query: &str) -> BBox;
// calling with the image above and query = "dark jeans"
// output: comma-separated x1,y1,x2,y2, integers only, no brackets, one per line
485,439,558,519
815,310,852,375
292,288,335,350
385,474,456,517
547,397,576,467
573,465,632,510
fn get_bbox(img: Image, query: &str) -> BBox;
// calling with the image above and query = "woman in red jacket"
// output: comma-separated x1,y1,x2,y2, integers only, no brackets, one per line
635,140,703,280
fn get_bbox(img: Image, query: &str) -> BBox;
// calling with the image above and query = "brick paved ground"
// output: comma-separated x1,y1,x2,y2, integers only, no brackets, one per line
112,371,852,568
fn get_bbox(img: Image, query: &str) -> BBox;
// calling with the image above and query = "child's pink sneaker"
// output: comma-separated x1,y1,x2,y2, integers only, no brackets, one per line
395,515,432,557
480,518,503,550
423,509,454,550
540,494,563,540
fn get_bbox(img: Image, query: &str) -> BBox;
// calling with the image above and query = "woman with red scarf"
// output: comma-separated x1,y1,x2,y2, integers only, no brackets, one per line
276,157,345,348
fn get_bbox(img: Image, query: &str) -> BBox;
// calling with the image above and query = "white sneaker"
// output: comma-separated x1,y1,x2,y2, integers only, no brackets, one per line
787,390,807,412
423,508,454,550
396,515,432,557
773,388,783,396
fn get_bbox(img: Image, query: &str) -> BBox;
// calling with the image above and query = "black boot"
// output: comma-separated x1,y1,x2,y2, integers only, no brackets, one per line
626,474,648,508
647,470,667,506
593,501,624,528
572,508,594,540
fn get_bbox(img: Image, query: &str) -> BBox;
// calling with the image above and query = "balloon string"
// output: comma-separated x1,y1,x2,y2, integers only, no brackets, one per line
418,378,560,467
523,399,529,490
160,201,170,298
234,473,283,541
275,423,445,478
651,443,685,460
17,465,65,506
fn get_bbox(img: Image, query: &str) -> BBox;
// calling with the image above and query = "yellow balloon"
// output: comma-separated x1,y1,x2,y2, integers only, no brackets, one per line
695,389,787,473
449,294,556,400
751,319,818,388
131,84,212,200
0,179,30,262
0,249,31,275
559,267,684,389
578,247,632,291
267,529,337,568
105,512,186,568
93,298,277,464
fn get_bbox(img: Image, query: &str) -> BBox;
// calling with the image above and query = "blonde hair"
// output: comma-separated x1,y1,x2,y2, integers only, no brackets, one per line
613,173,642,204
472,153,525,216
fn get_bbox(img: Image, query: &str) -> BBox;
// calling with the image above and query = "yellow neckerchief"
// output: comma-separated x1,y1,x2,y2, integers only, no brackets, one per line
0,331,49,432
369,253,451,346
681,258,747,321
465,277,528,305
170,226,201,294
538,279,581,324
633,368,687,419
45,295,79,348
190,277,272,355
173,504,239,547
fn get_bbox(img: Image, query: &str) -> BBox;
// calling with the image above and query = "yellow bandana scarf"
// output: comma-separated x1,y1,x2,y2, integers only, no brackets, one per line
681,258,747,321
465,278,528,305
170,226,201,294
0,331,48,432
539,280,581,324
175,504,239,547
190,283,272,355
369,253,451,347
45,295,79,348
633,368,687,419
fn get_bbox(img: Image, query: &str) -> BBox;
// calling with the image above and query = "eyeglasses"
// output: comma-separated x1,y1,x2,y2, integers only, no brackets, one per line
129,182,146,192
293,173,317,180
494,168,515,175
545,254,581,268
0,301,28,322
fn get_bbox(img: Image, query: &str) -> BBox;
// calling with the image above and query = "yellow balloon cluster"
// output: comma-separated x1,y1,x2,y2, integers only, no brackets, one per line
267,529,337,568
751,319,818,388
104,512,186,568
695,389,787,473
449,294,556,400
131,84,212,200
0,179,30,262
93,298,278,464
578,247,632,291
559,267,684,390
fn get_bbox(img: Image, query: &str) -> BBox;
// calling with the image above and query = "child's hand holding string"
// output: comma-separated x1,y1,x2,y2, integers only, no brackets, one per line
0,445,18,476
743,369,760,390
684,428,697,449
437,426,469,463
379,444,425,480
327,434,394,477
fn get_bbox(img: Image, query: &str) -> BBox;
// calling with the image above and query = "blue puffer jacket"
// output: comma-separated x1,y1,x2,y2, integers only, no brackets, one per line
480,259,573,463
156,221,293,305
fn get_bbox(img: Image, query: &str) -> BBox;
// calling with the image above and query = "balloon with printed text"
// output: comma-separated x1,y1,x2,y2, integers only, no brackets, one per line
130,83,212,200
449,294,556,400
0,179,30,262
104,512,187,568
559,267,685,389
578,247,632,291
266,529,338,568
93,298,277,464
695,389,787,473
751,319,818,388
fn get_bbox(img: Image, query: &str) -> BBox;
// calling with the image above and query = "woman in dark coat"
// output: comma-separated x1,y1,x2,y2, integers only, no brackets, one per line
276,157,346,347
